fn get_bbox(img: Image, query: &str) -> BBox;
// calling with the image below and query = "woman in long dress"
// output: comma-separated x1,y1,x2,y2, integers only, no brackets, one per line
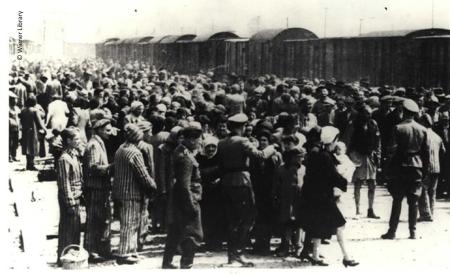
298,126,359,267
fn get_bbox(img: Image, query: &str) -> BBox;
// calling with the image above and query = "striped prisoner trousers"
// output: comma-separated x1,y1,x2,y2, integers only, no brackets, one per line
84,189,112,256
138,197,150,250
117,200,142,257
57,197,81,263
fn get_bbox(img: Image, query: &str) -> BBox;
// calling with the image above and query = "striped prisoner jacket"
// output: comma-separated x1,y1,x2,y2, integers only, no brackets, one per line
56,148,83,206
113,142,157,200
83,134,110,189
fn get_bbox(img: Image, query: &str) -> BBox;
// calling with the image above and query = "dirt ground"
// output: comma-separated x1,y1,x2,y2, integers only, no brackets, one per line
6,155,450,271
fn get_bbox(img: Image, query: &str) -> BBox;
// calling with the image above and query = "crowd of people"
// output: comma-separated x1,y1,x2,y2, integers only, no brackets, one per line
8,57,450,268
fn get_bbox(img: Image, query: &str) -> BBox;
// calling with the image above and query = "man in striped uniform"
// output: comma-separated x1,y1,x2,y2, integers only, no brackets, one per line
83,119,114,262
113,123,157,264
136,120,155,250
56,127,83,266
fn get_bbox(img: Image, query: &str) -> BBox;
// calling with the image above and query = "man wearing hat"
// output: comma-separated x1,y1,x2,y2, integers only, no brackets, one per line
113,124,156,264
83,119,114,262
217,113,277,267
136,120,155,251
162,122,203,269
382,99,430,240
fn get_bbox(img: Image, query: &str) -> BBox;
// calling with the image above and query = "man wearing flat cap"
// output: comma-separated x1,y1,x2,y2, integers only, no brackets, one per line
382,99,430,240
163,122,203,269
113,124,157,264
136,120,155,251
83,118,114,262
217,113,278,267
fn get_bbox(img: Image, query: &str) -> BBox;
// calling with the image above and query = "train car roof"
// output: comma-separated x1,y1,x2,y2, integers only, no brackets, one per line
225,38,250,42
103,38,120,45
361,28,450,38
250,28,318,42
137,36,155,44
157,34,197,44
415,35,450,39
192,31,239,42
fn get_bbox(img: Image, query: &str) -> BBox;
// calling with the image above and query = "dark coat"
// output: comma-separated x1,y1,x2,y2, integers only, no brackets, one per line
298,145,347,238
387,119,430,196
19,106,46,156
250,152,282,225
273,164,305,224
168,144,203,246
196,153,225,246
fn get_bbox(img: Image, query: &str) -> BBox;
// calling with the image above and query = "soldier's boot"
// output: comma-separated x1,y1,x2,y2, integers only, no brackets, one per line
162,251,177,269
381,230,396,240
180,238,197,269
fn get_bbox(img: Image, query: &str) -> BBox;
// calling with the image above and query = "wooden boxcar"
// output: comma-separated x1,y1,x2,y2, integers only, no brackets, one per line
102,38,120,61
224,38,250,76
248,28,318,77
158,34,197,71
186,31,240,74
282,28,450,89
96,27,450,90
136,36,154,63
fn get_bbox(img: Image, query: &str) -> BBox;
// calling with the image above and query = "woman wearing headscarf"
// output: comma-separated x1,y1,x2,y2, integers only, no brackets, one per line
55,127,83,266
124,101,145,126
195,135,224,251
298,126,359,267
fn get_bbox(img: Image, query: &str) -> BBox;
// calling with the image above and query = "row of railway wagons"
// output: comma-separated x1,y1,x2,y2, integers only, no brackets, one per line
96,28,450,90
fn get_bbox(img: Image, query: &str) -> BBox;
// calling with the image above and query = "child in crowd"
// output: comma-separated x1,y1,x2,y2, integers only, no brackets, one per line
273,147,306,257
334,141,356,184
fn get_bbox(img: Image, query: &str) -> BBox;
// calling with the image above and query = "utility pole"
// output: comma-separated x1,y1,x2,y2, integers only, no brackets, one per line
257,16,261,32
324,8,328,38
359,18,363,36
432,0,435,28
286,17,289,28
134,9,138,36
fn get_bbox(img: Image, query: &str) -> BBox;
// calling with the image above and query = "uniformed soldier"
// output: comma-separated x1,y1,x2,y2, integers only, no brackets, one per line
217,113,277,267
382,99,430,240
83,119,114,262
162,122,203,269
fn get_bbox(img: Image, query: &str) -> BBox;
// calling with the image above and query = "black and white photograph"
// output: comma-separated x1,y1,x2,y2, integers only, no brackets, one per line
3,0,450,272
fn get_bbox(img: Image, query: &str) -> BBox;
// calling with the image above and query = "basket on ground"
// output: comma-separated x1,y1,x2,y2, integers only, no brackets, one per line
60,244,89,270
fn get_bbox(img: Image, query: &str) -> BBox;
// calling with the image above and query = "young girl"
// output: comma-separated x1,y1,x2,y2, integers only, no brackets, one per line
273,147,306,257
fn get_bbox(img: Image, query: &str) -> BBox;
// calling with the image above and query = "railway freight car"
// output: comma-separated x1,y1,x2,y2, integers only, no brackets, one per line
135,36,154,62
283,28,450,89
224,38,250,76
153,34,196,70
182,31,240,74
99,38,119,61
248,28,318,77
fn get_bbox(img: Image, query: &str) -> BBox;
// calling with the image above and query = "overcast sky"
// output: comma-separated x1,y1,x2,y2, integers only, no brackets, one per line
6,0,450,43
